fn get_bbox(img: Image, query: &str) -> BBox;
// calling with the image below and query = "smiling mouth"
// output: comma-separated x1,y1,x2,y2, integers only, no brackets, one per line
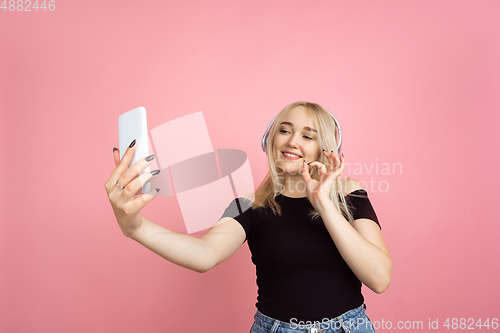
282,151,302,159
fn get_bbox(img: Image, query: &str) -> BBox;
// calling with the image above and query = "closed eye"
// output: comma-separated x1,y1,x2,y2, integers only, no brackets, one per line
280,130,314,140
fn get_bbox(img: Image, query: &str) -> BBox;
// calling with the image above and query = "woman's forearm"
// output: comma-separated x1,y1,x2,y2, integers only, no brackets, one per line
317,200,392,293
126,217,214,273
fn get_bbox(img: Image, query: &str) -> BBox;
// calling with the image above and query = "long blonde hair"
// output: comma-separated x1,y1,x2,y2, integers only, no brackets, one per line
247,101,358,225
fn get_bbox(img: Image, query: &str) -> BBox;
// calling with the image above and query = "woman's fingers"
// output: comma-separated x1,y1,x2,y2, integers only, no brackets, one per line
116,153,155,190
120,169,160,202
338,153,345,174
302,160,311,178
113,148,120,166
107,140,137,188
129,187,160,211
323,149,342,172
308,161,328,177
105,141,162,237
328,152,345,180
303,151,346,197
322,149,334,171
116,139,137,171
306,150,344,178
106,140,156,198
319,150,346,182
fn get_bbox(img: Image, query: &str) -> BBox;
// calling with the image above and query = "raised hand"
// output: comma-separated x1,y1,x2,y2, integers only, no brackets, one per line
301,150,345,210
104,140,160,237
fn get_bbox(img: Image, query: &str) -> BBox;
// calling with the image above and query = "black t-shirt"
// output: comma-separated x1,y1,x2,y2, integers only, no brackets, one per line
219,189,380,322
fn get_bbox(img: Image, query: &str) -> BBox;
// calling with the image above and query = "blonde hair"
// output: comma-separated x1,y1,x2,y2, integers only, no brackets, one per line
247,101,360,225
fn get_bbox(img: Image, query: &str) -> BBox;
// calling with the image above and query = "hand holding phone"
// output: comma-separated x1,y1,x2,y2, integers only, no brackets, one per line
118,106,151,193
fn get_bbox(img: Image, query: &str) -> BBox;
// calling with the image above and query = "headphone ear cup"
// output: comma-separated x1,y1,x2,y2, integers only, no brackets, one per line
261,130,269,154
262,116,277,154
323,108,342,154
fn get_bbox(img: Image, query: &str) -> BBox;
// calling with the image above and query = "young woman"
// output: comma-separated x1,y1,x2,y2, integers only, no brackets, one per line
105,101,392,332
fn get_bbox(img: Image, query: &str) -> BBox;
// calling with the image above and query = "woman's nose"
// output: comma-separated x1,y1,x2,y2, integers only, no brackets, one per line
287,139,299,148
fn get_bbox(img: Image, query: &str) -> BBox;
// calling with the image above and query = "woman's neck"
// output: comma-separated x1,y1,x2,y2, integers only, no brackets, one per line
280,173,308,198
279,173,345,198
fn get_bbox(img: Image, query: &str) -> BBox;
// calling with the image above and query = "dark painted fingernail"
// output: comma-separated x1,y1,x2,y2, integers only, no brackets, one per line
342,153,344,158
303,159,306,163
331,150,333,153
307,162,312,165
145,154,155,162
129,139,136,148
155,188,160,193
113,147,118,152
322,149,325,152
151,169,161,176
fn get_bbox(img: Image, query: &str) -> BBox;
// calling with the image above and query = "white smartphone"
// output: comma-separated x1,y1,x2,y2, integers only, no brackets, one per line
118,106,151,193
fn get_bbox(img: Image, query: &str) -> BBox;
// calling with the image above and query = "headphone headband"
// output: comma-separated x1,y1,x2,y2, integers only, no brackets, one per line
261,107,342,154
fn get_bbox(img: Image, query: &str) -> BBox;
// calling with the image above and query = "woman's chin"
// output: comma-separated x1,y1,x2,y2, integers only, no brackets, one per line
276,164,302,175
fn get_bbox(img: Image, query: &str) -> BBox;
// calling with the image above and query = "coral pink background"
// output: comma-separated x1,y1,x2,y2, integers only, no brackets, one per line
1,1,499,332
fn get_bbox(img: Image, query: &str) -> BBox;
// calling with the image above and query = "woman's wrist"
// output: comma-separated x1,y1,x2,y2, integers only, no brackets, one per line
123,216,146,239
314,194,338,216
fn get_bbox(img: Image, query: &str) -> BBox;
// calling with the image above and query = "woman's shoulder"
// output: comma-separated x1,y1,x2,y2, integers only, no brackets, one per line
340,177,364,195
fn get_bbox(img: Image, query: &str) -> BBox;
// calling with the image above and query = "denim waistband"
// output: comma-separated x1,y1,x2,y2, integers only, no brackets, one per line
253,304,369,333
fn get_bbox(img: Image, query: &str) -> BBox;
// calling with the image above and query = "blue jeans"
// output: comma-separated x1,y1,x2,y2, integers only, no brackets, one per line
250,304,376,333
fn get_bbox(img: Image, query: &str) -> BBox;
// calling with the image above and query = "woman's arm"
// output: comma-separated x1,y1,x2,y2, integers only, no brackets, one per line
127,216,246,273
316,180,392,293
107,143,246,274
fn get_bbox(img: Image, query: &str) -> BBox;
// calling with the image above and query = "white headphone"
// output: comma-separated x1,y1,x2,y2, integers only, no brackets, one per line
261,107,342,155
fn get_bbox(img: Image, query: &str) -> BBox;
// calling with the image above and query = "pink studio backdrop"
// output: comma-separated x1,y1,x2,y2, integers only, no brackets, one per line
1,1,499,332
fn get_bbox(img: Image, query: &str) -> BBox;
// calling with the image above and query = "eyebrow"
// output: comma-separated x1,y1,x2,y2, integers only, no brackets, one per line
280,122,317,133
